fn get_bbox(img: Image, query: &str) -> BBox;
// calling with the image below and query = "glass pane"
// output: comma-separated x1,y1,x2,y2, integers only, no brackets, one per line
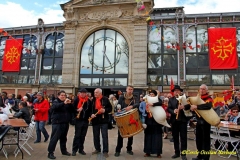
163,27,177,54
40,75,51,84
237,28,240,52
44,36,54,57
199,55,209,67
94,30,105,40
103,37,115,74
185,26,197,53
2,75,18,83
115,33,128,74
103,78,114,86
163,75,178,85
29,59,36,70
148,75,161,85
54,58,62,70
21,58,28,70
148,55,163,68
186,54,197,68
92,78,100,86
80,34,93,74
212,75,225,84
0,38,6,57
186,75,199,85
163,55,177,68
148,28,161,54
197,25,208,52
199,75,210,85
80,78,91,86
43,58,53,69
22,35,30,57
52,75,62,84
29,35,37,57
115,78,127,86
0,60,2,70
18,75,28,84
55,33,64,56
29,76,35,84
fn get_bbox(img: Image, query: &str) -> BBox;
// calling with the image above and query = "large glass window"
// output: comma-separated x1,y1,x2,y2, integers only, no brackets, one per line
147,25,178,86
41,32,64,84
80,29,128,87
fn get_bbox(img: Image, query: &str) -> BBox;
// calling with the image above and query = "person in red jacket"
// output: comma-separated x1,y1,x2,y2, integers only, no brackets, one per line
34,92,49,143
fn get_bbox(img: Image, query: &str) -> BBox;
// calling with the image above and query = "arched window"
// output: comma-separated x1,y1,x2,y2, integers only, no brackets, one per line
80,29,128,87
40,32,64,84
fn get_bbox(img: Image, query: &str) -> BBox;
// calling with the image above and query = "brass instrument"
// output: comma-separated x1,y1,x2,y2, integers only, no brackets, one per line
76,101,86,119
88,110,100,124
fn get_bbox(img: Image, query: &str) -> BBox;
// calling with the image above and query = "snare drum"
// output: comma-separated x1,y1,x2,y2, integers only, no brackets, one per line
114,108,143,138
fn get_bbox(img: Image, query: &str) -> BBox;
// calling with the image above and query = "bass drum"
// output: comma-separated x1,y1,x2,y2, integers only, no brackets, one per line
114,108,143,138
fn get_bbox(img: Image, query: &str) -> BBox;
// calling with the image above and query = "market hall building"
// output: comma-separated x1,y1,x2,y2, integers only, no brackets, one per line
0,0,240,97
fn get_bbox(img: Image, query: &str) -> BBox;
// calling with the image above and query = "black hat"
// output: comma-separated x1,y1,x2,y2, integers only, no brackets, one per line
78,88,88,93
171,85,183,92
149,90,158,96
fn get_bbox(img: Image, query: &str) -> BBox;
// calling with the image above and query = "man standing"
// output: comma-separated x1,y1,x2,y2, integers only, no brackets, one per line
91,88,112,158
47,90,74,159
168,85,188,160
114,85,139,157
72,88,92,156
189,84,212,160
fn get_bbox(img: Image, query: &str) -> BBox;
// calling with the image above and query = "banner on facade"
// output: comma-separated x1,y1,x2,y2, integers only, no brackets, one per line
2,38,23,72
208,28,238,69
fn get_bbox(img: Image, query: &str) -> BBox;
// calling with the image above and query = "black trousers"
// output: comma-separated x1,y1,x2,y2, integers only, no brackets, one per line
48,123,69,154
92,123,108,153
196,122,211,160
115,130,133,152
72,121,88,152
172,121,187,156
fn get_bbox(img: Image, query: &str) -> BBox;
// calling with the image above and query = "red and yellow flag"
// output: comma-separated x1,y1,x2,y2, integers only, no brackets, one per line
2,39,23,72
208,28,238,69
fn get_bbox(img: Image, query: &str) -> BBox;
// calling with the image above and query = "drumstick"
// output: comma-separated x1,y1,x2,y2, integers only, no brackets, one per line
88,110,100,124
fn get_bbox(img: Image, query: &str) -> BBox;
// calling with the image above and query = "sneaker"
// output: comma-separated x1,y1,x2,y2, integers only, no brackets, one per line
79,150,86,155
114,152,120,157
103,152,109,158
48,153,56,159
127,150,134,155
92,150,100,155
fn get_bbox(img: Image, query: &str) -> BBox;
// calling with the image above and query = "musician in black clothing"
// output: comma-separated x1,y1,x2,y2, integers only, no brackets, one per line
114,85,139,157
168,85,188,160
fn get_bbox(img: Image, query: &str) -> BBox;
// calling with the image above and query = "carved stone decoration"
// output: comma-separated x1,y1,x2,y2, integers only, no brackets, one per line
65,7,74,20
87,10,122,20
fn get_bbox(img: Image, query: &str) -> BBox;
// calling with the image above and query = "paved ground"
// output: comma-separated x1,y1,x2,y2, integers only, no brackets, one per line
0,124,238,160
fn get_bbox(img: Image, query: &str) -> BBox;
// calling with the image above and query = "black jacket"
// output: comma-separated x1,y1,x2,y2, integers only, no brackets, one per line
168,96,188,123
117,95,139,110
13,107,31,124
91,96,112,125
50,98,74,124
73,97,92,122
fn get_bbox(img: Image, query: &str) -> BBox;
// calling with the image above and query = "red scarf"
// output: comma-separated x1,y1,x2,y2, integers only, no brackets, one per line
95,95,103,110
201,94,213,103
77,96,88,109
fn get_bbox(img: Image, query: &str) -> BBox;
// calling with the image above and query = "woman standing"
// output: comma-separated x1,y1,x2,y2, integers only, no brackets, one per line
143,90,163,158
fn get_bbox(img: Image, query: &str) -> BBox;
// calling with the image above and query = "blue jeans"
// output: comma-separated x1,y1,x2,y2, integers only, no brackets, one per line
35,121,49,142
92,123,108,153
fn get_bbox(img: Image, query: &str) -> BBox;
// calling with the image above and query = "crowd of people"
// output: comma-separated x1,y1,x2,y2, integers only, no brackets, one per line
1,84,240,160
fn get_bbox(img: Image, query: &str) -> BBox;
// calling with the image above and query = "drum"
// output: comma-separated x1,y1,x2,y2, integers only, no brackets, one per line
114,108,143,138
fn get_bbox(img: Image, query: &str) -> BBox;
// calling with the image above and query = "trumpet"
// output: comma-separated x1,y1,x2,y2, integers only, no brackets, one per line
76,101,86,119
